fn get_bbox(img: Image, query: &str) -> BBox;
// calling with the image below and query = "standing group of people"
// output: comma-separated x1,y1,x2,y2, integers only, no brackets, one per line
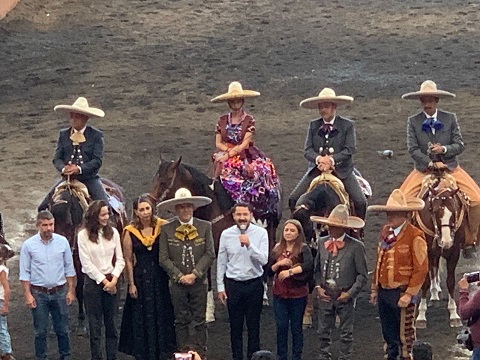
8,77,480,360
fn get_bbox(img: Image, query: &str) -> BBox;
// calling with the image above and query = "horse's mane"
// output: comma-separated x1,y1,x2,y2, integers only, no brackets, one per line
181,164,213,196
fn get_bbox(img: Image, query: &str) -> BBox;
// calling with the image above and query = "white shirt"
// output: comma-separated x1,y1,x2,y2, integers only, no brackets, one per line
0,265,8,301
78,227,125,284
393,221,407,237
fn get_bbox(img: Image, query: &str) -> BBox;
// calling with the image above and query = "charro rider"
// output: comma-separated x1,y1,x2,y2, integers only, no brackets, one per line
399,80,480,258
38,97,109,211
288,87,367,220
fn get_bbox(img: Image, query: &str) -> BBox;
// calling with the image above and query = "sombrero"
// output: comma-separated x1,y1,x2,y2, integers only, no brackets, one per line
310,204,365,229
401,80,456,100
156,188,211,212
211,82,260,103
300,88,354,109
54,97,105,118
367,189,425,212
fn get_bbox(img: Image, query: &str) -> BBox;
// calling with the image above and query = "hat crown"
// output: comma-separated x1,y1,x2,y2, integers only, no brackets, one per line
318,88,336,98
419,80,438,93
72,97,90,110
174,188,194,201
227,81,244,95
386,189,408,207
327,204,349,224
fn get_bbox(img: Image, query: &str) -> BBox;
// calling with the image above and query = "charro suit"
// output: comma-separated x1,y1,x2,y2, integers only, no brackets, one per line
289,116,367,218
159,217,215,355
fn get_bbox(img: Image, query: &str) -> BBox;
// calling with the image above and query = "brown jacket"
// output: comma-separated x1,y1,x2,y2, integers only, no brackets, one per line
372,222,428,297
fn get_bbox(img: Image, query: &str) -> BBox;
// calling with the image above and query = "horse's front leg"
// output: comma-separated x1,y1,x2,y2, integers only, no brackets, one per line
446,251,462,327
416,276,430,329
206,267,215,323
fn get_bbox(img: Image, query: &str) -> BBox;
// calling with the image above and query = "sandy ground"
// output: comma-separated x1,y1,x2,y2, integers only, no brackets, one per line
2,0,480,358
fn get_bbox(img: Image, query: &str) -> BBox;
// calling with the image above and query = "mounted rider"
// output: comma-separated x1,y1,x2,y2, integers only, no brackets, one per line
289,88,367,220
399,80,480,258
38,97,109,211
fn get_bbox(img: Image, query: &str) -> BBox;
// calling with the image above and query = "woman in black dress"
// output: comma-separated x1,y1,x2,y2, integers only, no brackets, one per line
119,195,176,360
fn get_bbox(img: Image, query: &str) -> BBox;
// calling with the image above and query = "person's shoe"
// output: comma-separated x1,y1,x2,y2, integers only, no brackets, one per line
463,245,477,259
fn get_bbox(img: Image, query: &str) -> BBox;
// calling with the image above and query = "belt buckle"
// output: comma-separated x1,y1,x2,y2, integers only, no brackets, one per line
46,286,57,294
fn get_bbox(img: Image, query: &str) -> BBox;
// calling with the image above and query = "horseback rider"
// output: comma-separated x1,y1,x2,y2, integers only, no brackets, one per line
288,88,367,220
38,97,109,211
399,80,480,258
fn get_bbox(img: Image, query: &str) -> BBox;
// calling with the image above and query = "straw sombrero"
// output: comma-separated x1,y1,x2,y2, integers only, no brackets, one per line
367,189,425,212
54,97,105,118
401,80,456,100
310,204,365,229
211,82,260,103
156,188,211,212
300,88,354,109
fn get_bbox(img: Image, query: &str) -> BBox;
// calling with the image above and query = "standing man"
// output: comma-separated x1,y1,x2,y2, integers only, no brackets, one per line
217,203,269,360
311,204,368,360
158,188,215,358
19,210,76,360
368,189,428,360
38,97,109,211
289,88,367,220
400,80,480,257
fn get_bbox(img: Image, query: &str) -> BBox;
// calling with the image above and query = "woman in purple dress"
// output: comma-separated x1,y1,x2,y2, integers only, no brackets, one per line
211,81,280,218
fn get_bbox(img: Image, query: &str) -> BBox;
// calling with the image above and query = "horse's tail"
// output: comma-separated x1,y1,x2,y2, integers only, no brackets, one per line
0,212,3,237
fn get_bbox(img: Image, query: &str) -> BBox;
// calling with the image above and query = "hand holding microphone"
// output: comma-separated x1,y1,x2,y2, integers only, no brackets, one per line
239,223,250,248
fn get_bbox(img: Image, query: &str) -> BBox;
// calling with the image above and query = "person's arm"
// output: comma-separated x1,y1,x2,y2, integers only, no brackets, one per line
192,223,216,279
0,270,10,314
158,227,183,282
332,120,355,166
79,130,104,176
19,242,36,308
229,132,252,156
458,284,480,320
53,131,66,173
407,117,431,171
77,231,106,284
247,229,269,266
346,242,368,299
111,229,126,282
216,234,228,293
304,121,320,164
444,114,465,156
215,133,229,152
63,239,76,304
122,230,137,297
405,234,428,297
296,245,314,275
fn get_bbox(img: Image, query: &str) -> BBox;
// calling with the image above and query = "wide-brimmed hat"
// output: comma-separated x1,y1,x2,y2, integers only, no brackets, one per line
156,188,211,212
300,88,354,109
310,204,365,229
401,80,456,100
367,189,425,212
54,97,105,118
211,82,260,103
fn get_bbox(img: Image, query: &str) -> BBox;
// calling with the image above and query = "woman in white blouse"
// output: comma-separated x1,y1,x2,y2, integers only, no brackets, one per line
78,200,125,360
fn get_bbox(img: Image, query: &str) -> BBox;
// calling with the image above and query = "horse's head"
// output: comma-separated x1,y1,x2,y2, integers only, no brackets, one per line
427,184,461,249
50,188,84,241
149,157,190,206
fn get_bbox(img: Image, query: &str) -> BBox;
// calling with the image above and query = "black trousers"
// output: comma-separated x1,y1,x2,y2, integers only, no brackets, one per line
225,277,264,360
84,276,118,360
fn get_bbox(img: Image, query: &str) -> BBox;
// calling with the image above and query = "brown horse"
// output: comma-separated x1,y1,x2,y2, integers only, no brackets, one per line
0,212,15,259
414,172,467,328
45,178,127,335
148,157,282,316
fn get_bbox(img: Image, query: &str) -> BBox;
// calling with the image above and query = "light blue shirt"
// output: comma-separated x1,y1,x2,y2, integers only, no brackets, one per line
19,233,76,287
217,223,269,292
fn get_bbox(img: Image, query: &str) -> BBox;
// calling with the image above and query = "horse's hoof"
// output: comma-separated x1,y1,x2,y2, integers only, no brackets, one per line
76,326,88,337
416,320,427,329
263,299,270,306
450,318,462,328
302,315,312,329
206,314,215,323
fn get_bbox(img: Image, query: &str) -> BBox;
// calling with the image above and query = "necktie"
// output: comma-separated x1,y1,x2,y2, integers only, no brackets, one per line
324,237,345,256
70,131,86,145
175,224,198,241
381,227,397,249
421,117,443,133
320,123,336,134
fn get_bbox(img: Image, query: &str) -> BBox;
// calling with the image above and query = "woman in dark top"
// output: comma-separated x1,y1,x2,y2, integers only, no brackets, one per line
268,219,314,360
119,196,176,360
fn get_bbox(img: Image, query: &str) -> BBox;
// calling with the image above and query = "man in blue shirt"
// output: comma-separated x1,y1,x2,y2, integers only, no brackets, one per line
217,203,269,360
19,210,76,360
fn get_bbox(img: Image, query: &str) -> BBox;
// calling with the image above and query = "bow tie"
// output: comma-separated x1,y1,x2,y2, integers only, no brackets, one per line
324,237,345,256
175,224,199,241
421,117,443,133
70,131,86,145
319,123,337,134
380,227,397,249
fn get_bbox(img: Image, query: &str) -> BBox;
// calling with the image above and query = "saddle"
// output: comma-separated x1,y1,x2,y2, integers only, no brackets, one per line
307,172,350,205
52,180,90,210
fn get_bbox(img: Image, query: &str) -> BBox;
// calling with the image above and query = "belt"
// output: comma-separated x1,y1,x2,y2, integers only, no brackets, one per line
225,276,262,285
31,284,66,294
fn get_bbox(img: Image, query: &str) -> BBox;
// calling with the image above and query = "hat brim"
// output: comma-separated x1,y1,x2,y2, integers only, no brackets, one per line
156,196,212,212
211,90,260,103
310,215,365,229
300,96,354,109
401,90,456,100
54,105,105,118
367,198,425,212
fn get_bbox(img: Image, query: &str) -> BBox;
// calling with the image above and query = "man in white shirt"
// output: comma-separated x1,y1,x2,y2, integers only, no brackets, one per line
217,202,269,360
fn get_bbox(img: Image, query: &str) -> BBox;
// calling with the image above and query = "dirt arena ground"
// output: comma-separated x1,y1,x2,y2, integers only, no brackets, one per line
2,0,480,358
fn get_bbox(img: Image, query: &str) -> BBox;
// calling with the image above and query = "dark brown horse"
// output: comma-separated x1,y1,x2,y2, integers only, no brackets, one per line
45,178,127,335
414,172,467,328
148,157,282,314
0,212,15,259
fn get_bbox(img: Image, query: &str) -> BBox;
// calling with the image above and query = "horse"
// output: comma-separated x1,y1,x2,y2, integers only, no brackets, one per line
148,157,282,319
414,171,468,329
46,178,127,335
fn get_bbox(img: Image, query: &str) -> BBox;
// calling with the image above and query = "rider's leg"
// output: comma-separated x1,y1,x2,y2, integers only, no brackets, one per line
38,179,63,211
342,173,367,220
83,178,109,202
288,169,319,212
399,170,424,198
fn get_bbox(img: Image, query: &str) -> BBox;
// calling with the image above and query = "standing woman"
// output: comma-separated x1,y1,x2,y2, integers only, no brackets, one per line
119,195,176,360
268,219,313,360
211,81,281,219
78,200,125,360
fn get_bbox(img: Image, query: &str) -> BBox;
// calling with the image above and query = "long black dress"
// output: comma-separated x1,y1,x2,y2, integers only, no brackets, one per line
119,232,176,360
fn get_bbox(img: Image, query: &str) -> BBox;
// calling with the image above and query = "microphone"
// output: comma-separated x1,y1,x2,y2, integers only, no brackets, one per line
239,224,247,234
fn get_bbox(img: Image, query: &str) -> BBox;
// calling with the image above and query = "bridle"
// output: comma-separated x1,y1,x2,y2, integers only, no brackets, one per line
148,167,178,205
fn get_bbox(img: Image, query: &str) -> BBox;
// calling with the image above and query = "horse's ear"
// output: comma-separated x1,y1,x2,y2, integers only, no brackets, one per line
452,188,459,195
158,152,164,165
172,157,182,170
